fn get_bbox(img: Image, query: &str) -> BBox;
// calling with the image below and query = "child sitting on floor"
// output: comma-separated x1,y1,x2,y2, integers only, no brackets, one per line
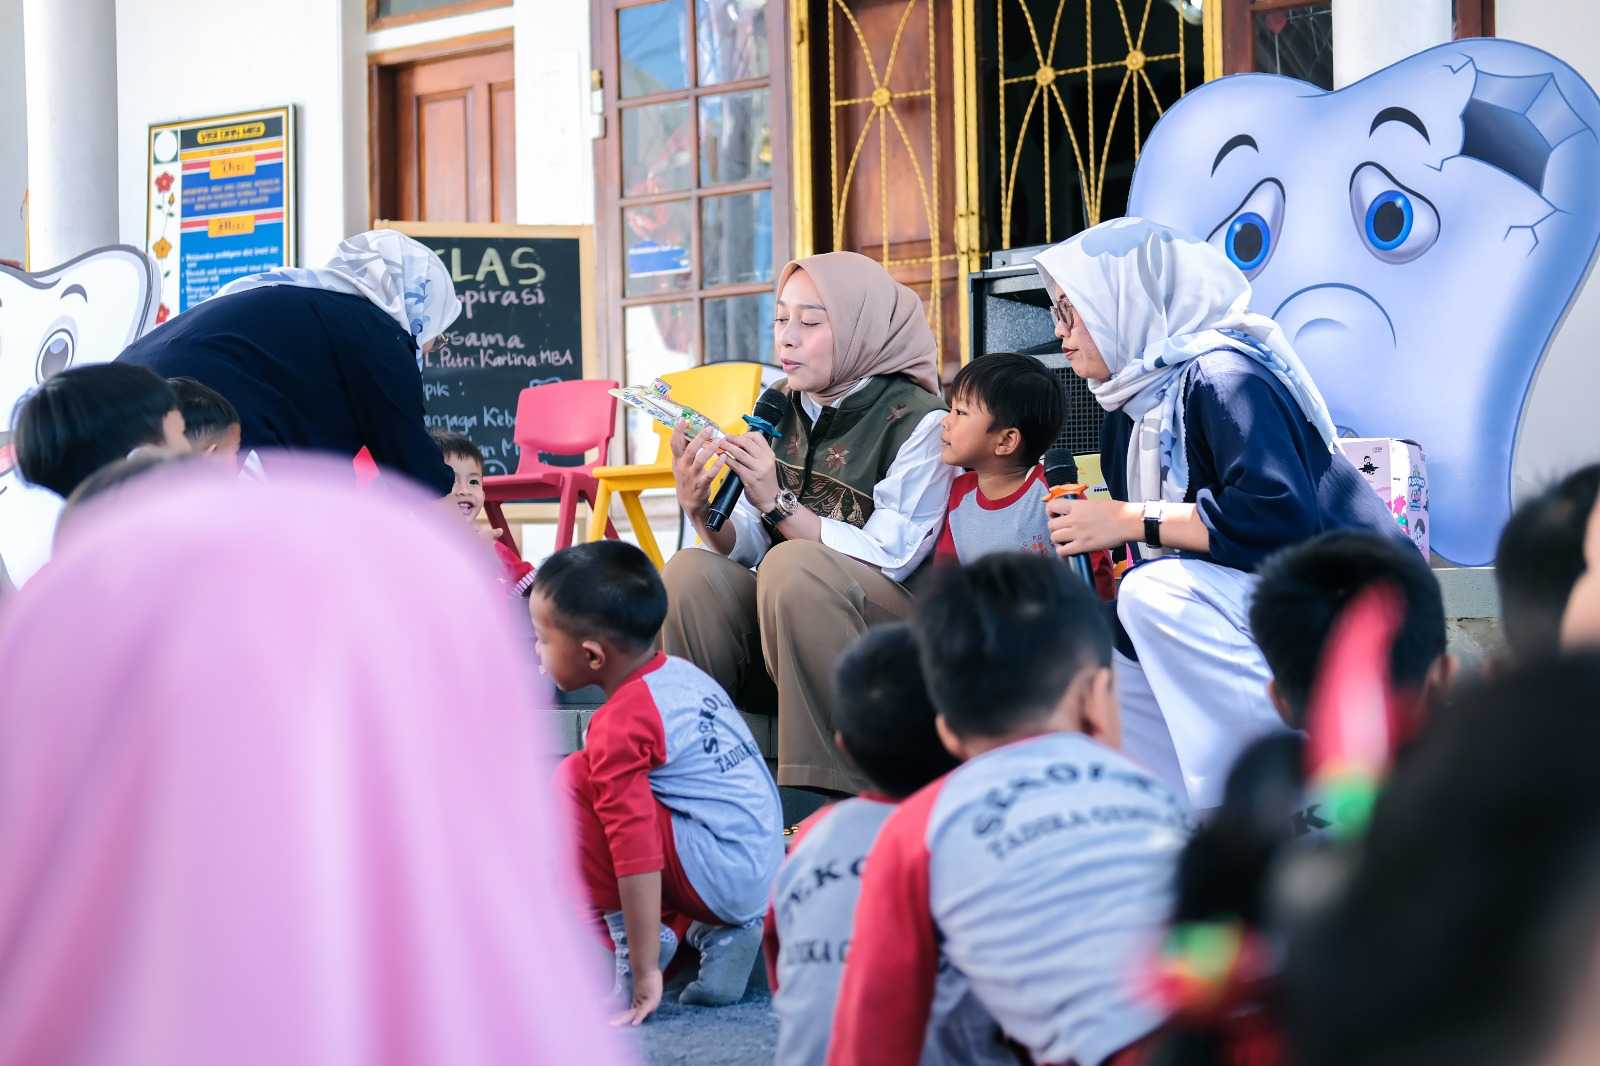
1251,529,1452,734
169,376,242,463
829,552,1191,1066
1495,463,1600,663
431,429,535,596
15,363,189,500
532,541,783,1025
765,624,1010,1066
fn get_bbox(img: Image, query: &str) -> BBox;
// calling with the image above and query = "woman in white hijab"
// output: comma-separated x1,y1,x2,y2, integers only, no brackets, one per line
1033,218,1397,809
120,230,460,493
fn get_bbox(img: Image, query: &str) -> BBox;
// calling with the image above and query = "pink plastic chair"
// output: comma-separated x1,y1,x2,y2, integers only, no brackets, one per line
483,379,619,554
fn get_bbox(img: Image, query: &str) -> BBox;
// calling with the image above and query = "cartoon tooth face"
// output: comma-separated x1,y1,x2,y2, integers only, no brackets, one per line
0,247,160,584
1128,39,1600,565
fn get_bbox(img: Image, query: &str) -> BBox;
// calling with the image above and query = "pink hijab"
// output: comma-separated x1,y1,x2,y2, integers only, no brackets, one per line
0,462,633,1066
778,251,941,404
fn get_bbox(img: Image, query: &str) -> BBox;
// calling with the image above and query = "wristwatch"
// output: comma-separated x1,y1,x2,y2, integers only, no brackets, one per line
1142,500,1165,548
762,490,800,528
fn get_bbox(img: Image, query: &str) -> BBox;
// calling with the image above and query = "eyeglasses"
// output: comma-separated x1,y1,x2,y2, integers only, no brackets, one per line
1048,297,1077,332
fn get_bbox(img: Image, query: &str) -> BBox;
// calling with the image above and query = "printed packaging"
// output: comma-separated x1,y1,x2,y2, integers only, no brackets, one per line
1338,437,1429,558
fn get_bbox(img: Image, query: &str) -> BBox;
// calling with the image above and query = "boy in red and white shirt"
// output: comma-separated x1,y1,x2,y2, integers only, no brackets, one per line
532,541,784,1025
764,623,1012,1066
934,355,1114,598
829,553,1193,1066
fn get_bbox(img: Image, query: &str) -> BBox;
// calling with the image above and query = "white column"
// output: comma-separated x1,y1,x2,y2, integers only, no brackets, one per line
514,0,596,226
0,0,28,265
1333,0,1452,89
22,0,119,268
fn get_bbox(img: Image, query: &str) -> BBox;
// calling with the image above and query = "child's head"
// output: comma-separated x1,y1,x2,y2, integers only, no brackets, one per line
168,377,241,462
529,540,665,692
913,551,1115,759
15,363,187,497
1250,531,1449,730
431,429,486,522
832,624,960,798
941,352,1066,473
1285,652,1600,1066
57,451,194,546
1496,463,1600,662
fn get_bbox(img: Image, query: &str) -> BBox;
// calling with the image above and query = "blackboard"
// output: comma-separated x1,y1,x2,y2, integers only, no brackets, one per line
387,223,597,476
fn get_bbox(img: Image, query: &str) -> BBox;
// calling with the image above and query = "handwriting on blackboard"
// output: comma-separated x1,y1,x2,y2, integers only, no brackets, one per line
416,233,586,476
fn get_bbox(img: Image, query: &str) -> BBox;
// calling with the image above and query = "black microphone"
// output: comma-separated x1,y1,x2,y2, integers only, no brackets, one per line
1043,447,1096,589
705,386,788,532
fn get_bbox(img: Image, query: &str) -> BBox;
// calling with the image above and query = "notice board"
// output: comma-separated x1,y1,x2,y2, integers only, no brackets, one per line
385,221,598,476
145,106,296,321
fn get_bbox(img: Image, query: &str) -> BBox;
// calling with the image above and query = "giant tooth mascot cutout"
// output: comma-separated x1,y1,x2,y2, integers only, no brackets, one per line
1127,38,1600,566
0,247,161,585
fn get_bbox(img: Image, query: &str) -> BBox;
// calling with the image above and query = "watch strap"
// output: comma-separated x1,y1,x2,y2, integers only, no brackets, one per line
1142,501,1164,548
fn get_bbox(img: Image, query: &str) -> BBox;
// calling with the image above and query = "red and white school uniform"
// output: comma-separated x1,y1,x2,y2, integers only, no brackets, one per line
764,798,1012,1066
934,466,1117,600
556,653,784,928
828,732,1192,1066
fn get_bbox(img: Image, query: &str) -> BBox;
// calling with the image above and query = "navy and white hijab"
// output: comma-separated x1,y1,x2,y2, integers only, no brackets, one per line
1033,218,1338,508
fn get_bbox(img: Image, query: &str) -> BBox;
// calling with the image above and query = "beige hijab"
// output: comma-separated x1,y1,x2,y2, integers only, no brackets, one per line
778,251,941,405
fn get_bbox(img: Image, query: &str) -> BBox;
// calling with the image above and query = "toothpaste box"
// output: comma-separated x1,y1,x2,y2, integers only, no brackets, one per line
1338,437,1429,559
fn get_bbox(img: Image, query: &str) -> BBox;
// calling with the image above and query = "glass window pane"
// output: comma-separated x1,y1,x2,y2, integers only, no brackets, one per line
620,1,688,98
623,101,694,196
700,190,772,289
704,291,776,365
624,302,695,464
1253,4,1332,90
696,0,769,85
624,201,694,297
698,89,771,186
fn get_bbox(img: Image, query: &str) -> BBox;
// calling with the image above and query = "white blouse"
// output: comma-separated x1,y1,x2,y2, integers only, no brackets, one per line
715,380,954,584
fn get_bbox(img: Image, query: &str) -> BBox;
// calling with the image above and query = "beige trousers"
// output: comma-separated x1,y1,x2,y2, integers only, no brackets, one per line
661,540,914,793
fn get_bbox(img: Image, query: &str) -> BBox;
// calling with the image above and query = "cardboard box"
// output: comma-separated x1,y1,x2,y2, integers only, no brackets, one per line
1338,437,1429,558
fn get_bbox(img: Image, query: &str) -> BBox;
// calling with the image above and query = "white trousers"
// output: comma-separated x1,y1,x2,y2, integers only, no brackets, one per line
1112,557,1286,810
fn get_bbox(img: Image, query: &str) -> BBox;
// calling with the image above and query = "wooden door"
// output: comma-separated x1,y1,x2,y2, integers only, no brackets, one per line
791,0,970,384
371,38,516,222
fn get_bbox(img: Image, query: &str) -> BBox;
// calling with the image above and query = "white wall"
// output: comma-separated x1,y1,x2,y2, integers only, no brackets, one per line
514,0,595,225
115,0,369,267
1333,0,1451,88
1497,3,1600,496
0,0,28,263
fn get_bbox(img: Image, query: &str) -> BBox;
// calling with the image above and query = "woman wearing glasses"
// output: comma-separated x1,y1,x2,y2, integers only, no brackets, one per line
1033,218,1398,811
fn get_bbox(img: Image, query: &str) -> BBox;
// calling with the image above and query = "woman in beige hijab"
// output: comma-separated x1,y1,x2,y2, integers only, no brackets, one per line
662,251,953,797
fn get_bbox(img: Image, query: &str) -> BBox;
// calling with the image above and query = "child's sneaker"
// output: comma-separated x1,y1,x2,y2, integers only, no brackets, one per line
679,917,762,1006
603,912,679,1004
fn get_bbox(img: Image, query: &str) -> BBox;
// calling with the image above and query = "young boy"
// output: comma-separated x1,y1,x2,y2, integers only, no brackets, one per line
1494,463,1600,663
1250,530,1452,733
430,429,535,595
1248,530,1452,842
765,624,1010,1066
933,353,1065,564
829,553,1192,1066
169,376,242,462
532,541,783,1024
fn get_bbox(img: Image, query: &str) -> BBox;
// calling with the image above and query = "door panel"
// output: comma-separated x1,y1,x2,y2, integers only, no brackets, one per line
378,43,516,222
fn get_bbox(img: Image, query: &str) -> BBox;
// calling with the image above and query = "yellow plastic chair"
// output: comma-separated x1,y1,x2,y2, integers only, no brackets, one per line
586,362,766,568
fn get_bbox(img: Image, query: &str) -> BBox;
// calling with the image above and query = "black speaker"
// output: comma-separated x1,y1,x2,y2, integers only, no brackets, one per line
966,246,1105,456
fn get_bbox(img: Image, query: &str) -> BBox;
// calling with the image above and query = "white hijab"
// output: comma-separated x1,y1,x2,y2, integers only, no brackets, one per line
215,229,462,349
1032,217,1337,506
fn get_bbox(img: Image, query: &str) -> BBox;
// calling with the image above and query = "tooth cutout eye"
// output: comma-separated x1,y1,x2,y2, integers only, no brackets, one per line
1207,179,1285,279
1350,163,1440,263
36,327,75,382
